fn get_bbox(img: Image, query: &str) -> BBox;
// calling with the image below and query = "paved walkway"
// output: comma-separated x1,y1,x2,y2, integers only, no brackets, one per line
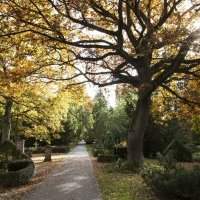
23,144,102,200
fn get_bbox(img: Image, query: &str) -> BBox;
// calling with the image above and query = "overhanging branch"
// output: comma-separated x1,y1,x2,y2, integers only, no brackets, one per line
161,84,200,106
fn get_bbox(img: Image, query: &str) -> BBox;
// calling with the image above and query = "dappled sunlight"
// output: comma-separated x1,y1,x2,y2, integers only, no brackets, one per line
52,168,74,177
55,175,90,194
0,0,199,199
22,145,102,200
32,154,69,164
65,144,90,159
56,182,82,193
74,175,89,181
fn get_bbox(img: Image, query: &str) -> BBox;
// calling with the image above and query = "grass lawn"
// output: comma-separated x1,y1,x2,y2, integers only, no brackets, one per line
91,154,200,200
92,159,157,200
86,144,156,200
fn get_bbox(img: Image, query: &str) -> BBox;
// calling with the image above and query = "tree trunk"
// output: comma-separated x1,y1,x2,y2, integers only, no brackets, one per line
127,92,151,167
1,98,13,144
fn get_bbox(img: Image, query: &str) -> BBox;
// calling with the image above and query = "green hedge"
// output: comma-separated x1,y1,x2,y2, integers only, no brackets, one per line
25,145,70,154
142,164,200,200
0,160,35,187
97,154,116,162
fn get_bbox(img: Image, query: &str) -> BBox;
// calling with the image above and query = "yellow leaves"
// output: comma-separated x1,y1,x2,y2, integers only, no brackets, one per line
24,125,49,141
0,0,94,141
152,77,200,122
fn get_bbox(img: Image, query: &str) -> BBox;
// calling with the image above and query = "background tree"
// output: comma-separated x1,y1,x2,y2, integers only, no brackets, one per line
0,31,87,145
1,0,200,165
92,92,110,148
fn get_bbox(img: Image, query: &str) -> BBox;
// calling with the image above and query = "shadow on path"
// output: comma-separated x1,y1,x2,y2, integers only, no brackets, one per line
23,144,102,200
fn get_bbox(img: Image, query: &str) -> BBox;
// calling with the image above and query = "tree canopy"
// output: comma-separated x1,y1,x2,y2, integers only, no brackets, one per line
0,0,199,165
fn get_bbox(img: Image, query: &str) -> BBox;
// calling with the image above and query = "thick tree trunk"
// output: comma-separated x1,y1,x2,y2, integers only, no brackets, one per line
127,92,151,167
1,98,13,144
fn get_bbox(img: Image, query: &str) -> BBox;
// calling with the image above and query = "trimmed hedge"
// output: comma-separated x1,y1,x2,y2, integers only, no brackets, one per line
25,146,70,154
0,160,35,187
0,141,35,187
51,146,70,153
97,154,116,162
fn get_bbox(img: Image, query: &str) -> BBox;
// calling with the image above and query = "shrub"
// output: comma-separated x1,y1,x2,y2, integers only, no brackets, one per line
7,160,31,171
193,152,200,162
92,148,102,157
115,159,145,173
92,146,116,162
0,141,35,186
97,154,116,162
142,163,200,200
26,146,45,154
51,146,70,153
0,160,35,187
172,142,193,162
144,117,194,160
143,116,165,158
85,138,94,144
0,141,28,161
156,168,200,200
25,145,70,154
114,146,127,159
156,152,177,170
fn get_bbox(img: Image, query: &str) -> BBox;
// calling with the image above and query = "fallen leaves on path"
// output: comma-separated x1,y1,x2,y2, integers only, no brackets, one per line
0,159,64,200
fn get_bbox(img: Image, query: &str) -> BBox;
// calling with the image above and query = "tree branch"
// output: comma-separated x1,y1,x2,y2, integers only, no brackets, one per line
161,84,200,106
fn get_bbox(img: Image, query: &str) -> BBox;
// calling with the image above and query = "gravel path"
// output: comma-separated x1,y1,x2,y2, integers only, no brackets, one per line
23,144,102,200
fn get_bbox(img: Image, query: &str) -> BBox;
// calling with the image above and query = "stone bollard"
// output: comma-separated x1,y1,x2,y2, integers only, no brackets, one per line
44,145,52,162
16,139,25,153
26,149,32,158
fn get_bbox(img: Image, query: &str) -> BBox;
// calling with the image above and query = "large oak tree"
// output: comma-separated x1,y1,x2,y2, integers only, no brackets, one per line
1,0,200,165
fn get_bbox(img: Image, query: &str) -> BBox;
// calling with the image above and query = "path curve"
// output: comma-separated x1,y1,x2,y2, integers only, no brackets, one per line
23,144,102,200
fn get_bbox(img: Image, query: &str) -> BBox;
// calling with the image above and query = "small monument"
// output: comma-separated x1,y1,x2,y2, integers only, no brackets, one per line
44,145,52,162
16,138,25,153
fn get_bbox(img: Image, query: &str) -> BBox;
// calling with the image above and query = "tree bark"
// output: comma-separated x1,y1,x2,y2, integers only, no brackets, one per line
127,91,151,167
1,98,13,144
